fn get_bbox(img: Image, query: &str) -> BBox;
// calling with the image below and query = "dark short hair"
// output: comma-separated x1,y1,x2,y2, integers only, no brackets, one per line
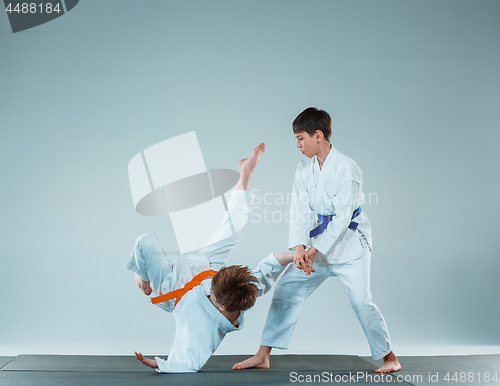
211,265,258,312
292,107,331,141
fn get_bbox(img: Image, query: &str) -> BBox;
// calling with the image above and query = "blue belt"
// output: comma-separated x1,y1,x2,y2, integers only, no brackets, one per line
309,207,362,238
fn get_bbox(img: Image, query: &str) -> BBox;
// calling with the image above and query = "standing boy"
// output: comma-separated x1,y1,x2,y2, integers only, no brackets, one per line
233,108,401,373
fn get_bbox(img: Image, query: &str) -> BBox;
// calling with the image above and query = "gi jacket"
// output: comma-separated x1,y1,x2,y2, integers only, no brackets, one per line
289,145,372,264
154,253,285,373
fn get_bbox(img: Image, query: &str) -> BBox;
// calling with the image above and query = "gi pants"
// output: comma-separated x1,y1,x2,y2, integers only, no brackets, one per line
261,242,392,361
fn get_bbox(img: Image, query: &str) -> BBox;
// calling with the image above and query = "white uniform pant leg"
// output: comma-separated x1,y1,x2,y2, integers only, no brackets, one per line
260,263,330,349
125,233,174,296
196,190,251,269
331,247,392,360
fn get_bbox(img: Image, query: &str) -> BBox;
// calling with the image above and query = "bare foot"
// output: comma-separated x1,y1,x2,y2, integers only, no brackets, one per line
233,345,271,370
135,274,152,296
374,351,401,373
233,354,270,370
236,143,266,190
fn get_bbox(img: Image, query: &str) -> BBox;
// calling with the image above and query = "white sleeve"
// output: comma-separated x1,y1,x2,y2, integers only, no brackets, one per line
312,180,359,257
154,344,209,373
288,165,313,251
252,253,288,296
155,356,198,373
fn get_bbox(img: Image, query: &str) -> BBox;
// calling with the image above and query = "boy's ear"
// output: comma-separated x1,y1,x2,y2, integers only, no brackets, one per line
315,130,324,142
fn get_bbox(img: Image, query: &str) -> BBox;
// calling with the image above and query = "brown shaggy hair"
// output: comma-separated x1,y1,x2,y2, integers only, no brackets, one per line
292,107,332,141
211,265,259,312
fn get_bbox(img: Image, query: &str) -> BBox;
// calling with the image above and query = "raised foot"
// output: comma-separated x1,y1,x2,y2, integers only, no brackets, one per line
238,143,266,175
374,352,401,373
232,354,270,370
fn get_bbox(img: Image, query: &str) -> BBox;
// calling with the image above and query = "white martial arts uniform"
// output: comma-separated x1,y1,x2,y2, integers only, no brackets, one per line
126,190,287,373
261,146,392,360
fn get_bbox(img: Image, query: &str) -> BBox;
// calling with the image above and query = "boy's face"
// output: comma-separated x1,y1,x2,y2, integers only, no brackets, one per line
295,131,318,158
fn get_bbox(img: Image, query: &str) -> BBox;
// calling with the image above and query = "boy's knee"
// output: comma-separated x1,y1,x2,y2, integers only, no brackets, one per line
350,295,374,313
135,233,156,248
273,282,305,304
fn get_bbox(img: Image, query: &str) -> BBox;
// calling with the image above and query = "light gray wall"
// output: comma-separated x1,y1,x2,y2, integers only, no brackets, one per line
1,0,499,356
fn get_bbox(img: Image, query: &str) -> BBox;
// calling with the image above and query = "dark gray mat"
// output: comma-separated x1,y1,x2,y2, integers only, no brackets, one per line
361,355,500,386
2,354,376,372
1,355,152,372
0,357,15,369
2,354,497,386
0,370,412,386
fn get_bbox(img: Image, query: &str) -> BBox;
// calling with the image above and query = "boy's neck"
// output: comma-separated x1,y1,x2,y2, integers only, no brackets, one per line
316,143,332,169
208,295,241,327
222,310,241,327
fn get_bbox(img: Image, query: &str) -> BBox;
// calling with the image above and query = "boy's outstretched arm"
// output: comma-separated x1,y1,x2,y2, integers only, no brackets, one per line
252,253,294,297
134,352,158,369
273,253,294,266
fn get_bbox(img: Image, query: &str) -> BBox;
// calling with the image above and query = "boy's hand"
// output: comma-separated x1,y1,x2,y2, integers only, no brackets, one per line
293,245,307,270
304,247,317,275
134,351,158,369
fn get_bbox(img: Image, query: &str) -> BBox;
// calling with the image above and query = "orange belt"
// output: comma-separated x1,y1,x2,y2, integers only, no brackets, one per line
151,270,217,307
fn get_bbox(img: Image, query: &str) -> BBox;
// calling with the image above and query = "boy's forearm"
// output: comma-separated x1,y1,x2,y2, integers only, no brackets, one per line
252,253,292,297
273,253,294,266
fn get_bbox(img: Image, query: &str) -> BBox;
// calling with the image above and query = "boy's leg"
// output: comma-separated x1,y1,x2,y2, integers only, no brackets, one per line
196,143,265,268
233,263,330,370
196,189,251,267
261,264,330,349
332,248,400,372
126,233,174,297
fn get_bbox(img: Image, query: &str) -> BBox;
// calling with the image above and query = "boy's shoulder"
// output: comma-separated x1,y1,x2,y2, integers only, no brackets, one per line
334,149,358,169
331,149,363,183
